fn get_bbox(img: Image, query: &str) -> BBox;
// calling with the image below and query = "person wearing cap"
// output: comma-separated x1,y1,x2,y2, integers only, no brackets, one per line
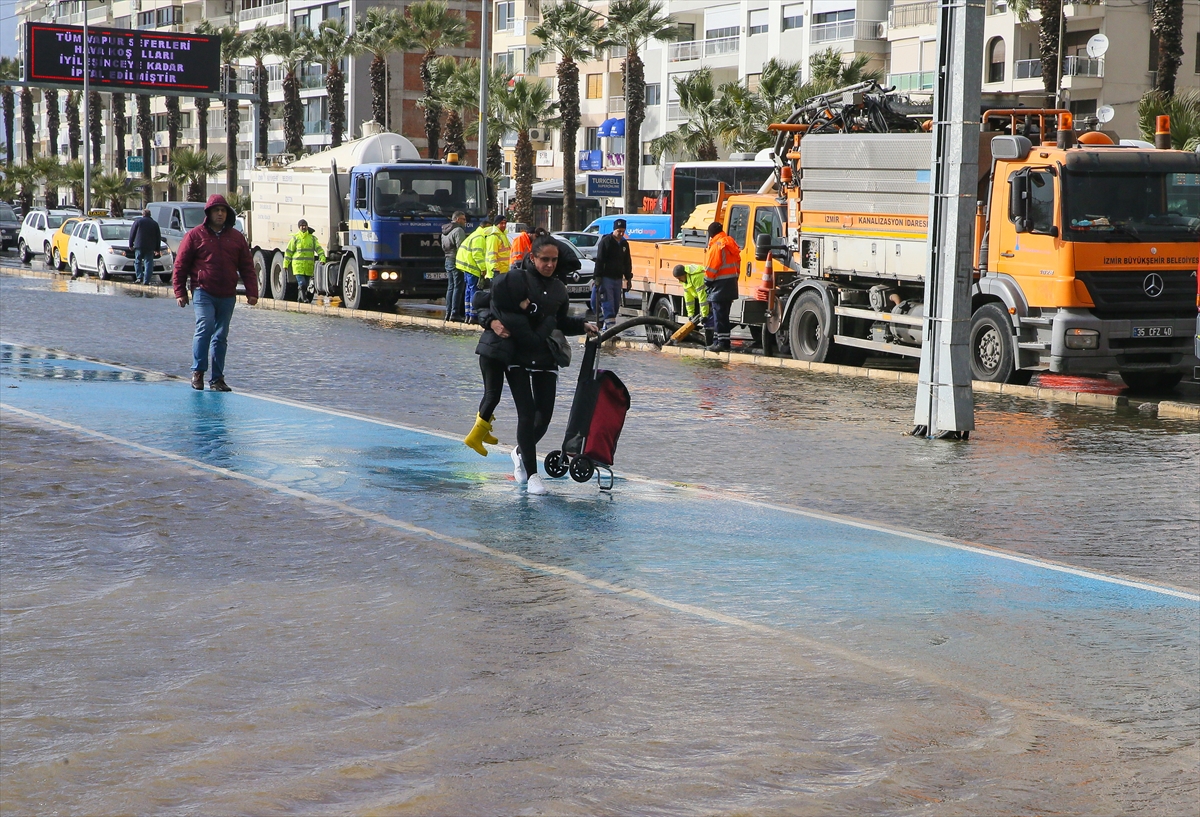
172,194,259,392
592,217,632,331
672,263,710,323
283,218,325,304
456,216,492,322
703,220,740,352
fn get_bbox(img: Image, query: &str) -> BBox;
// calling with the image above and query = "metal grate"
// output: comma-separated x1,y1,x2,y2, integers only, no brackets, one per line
1075,270,1196,319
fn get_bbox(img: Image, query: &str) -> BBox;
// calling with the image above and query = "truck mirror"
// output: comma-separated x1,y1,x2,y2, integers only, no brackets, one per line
754,232,772,262
1009,172,1029,233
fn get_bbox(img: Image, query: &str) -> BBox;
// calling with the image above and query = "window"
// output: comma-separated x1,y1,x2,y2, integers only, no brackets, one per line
323,3,343,21
495,1,515,32
494,51,517,73
293,11,310,31
753,206,782,248
586,74,603,99
748,9,768,36
373,170,486,217
987,37,1006,83
354,175,370,212
706,25,738,40
156,6,183,26
644,83,661,106
782,3,804,31
726,204,751,249
137,10,154,27
988,0,1008,14
1010,169,1055,233
114,15,130,28
815,9,854,24
584,127,600,151
746,73,762,92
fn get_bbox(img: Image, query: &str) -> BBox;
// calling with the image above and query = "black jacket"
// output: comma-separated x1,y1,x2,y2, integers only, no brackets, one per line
593,233,632,281
128,216,162,252
475,262,588,370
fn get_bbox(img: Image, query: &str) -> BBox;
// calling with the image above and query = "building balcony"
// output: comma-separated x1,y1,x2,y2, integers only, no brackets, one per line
1015,58,1042,80
1063,55,1104,78
667,35,740,63
889,1,937,29
666,101,685,121
609,96,625,113
887,70,935,92
811,19,885,44
239,1,286,23
303,120,327,135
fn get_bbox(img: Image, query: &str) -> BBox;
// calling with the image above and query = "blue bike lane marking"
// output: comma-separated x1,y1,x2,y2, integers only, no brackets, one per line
3,343,1197,733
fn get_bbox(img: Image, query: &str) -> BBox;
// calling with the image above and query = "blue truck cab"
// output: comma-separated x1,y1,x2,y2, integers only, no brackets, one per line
344,162,488,307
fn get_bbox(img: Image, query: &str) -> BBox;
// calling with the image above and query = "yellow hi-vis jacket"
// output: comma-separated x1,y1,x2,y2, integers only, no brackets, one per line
680,263,710,318
455,225,489,277
283,229,326,277
483,226,511,279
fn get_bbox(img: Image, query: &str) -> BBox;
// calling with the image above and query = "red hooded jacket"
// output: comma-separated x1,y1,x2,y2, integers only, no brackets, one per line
172,194,258,300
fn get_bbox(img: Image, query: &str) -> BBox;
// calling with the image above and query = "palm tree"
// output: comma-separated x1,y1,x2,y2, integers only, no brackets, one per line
31,156,62,209
715,80,767,154
605,0,683,215
427,56,466,157
91,170,134,216
164,95,182,198
20,86,34,162
805,48,883,94
10,162,36,213
66,91,81,160
112,93,127,174
648,69,724,162
354,7,413,130
531,1,605,231
0,57,16,167
269,27,311,158
161,147,228,201
136,94,153,201
311,19,353,147
1152,0,1185,97
405,0,468,159
61,159,85,208
1138,88,1200,149
88,91,103,170
46,89,60,157
211,25,247,194
1007,0,1060,98
243,25,274,160
499,77,561,225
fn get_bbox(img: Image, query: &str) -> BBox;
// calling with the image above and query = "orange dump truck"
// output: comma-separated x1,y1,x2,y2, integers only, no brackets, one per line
628,109,1200,389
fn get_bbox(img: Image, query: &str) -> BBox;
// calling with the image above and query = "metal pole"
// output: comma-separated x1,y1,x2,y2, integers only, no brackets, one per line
477,0,489,173
1053,0,1066,109
912,0,983,439
82,2,90,213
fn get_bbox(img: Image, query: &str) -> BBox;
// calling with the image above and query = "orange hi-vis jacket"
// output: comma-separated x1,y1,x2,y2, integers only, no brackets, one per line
705,231,740,282
510,231,533,265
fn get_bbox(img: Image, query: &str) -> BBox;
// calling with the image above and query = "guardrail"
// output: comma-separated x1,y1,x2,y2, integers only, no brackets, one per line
887,70,935,92
240,2,285,22
889,1,937,28
811,19,885,43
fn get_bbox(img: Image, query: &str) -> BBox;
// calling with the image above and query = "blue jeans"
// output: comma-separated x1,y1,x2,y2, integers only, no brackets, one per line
445,257,465,320
463,272,480,321
595,276,624,329
192,289,237,380
134,250,154,284
295,274,312,302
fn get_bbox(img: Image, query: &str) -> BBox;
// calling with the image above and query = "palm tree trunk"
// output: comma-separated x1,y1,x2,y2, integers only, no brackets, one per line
113,93,127,174
514,131,534,226
1152,0,1185,97
623,50,645,215
256,63,269,160
67,91,81,160
327,63,346,147
166,96,181,199
21,88,34,162
1037,0,1061,98
487,133,502,215
88,91,103,168
421,52,441,159
137,93,152,204
284,72,304,157
46,89,59,157
558,59,579,231
2,87,13,167
370,56,387,127
443,109,465,159
196,97,209,152
227,67,241,195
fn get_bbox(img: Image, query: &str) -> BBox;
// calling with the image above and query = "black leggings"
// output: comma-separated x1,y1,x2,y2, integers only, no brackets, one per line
505,367,558,477
478,356,506,420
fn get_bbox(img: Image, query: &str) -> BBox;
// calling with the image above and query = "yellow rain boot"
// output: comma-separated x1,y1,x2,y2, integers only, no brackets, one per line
463,415,493,456
483,415,499,445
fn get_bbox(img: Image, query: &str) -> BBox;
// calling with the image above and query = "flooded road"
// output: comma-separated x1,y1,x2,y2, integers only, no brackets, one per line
2,273,1197,815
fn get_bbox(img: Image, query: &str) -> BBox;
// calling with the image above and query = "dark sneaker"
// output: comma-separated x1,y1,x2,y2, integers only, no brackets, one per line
191,371,204,390
706,342,730,353
210,378,232,392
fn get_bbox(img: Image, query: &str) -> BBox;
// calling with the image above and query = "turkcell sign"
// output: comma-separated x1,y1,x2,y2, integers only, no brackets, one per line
587,174,623,199
25,23,221,94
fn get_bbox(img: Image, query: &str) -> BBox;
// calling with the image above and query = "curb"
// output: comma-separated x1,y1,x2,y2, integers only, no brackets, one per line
4,264,1191,417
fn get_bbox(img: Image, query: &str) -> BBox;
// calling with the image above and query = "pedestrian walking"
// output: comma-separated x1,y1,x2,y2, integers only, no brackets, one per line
704,221,740,352
128,208,161,285
172,194,259,392
283,219,325,304
456,217,491,322
440,210,469,321
592,217,632,331
474,235,597,495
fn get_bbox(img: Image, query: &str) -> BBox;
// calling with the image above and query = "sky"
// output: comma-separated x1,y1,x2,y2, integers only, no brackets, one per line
2,2,18,60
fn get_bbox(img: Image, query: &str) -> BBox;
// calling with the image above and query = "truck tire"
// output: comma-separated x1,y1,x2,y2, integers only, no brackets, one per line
787,291,833,362
253,250,272,299
648,297,675,345
341,257,366,310
969,302,1029,384
1119,371,1183,393
270,252,295,301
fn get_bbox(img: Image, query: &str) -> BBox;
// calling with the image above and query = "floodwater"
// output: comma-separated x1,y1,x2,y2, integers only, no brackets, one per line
1,274,1198,815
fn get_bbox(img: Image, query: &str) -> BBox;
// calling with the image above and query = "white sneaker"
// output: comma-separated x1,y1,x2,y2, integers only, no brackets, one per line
526,474,548,495
510,447,528,484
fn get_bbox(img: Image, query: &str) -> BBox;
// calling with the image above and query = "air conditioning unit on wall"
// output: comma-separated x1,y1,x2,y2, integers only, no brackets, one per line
528,128,550,143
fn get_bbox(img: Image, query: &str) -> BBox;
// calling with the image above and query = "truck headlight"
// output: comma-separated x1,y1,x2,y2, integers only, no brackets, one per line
1064,328,1100,350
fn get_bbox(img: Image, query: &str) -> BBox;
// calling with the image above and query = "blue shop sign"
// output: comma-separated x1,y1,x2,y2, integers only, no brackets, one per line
586,174,623,199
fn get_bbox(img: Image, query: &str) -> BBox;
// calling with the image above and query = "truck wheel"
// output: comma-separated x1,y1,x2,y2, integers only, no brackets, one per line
1119,371,1183,393
969,303,1025,384
341,257,364,310
270,253,295,301
649,297,675,345
787,291,833,362
253,250,272,299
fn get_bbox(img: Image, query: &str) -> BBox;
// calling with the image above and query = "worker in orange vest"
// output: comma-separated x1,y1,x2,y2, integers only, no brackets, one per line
703,221,740,352
509,224,536,266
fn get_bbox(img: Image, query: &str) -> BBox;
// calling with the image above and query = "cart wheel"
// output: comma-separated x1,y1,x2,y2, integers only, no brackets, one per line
544,450,569,478
569,457,596,483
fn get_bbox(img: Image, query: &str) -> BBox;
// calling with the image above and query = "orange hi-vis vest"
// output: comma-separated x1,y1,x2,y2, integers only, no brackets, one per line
705,232,740,282
510,231,532,265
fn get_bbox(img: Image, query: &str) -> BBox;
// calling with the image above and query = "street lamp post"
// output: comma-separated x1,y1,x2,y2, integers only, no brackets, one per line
477,0,489,179
82,0,91,213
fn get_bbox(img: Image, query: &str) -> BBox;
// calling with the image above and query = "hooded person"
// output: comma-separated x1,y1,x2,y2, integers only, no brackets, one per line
283,218,325,304
172,194,259,392
441,210,469,321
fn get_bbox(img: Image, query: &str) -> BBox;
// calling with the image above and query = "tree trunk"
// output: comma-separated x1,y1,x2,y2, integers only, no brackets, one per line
21,88,34,162
421,52,441,159
487,134,503,216
227,67,241,196
88,91,103,168
443,109,466,159
166,96,180,199
195,96,209,198
1152,0,1184,97
46,89,59,157
371,55,387,127
137,93,153,204
284,72,304,157
1037,0,1061,98
2,87,13,166
623,50,645,215
327,63,346,147
113,93,127,174
514,131,534,226
558,59,579,231
67,91,81,160
256,62,269,160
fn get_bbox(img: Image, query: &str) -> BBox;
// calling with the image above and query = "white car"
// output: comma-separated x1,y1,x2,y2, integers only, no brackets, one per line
66,218,174,281
17,209,78,264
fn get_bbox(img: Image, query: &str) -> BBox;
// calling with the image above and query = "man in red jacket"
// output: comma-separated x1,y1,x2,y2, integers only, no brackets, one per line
173,194,259,392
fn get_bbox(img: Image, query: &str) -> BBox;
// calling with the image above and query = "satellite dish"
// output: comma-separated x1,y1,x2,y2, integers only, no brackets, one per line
1086,34,1109,59
1096,105,1115,124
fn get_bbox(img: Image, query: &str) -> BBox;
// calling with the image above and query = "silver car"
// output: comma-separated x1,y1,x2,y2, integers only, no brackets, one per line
66,218,174,281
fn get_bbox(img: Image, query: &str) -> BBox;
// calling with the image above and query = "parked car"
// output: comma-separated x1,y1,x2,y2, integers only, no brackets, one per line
49,216,88,269
66,218,173,281
147,201,207,253
0,202,21,250
17,209,75,264
557,240,595,302
552,230,600,260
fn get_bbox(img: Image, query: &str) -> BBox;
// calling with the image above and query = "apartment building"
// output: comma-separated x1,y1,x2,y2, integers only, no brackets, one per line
12,0,481,200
